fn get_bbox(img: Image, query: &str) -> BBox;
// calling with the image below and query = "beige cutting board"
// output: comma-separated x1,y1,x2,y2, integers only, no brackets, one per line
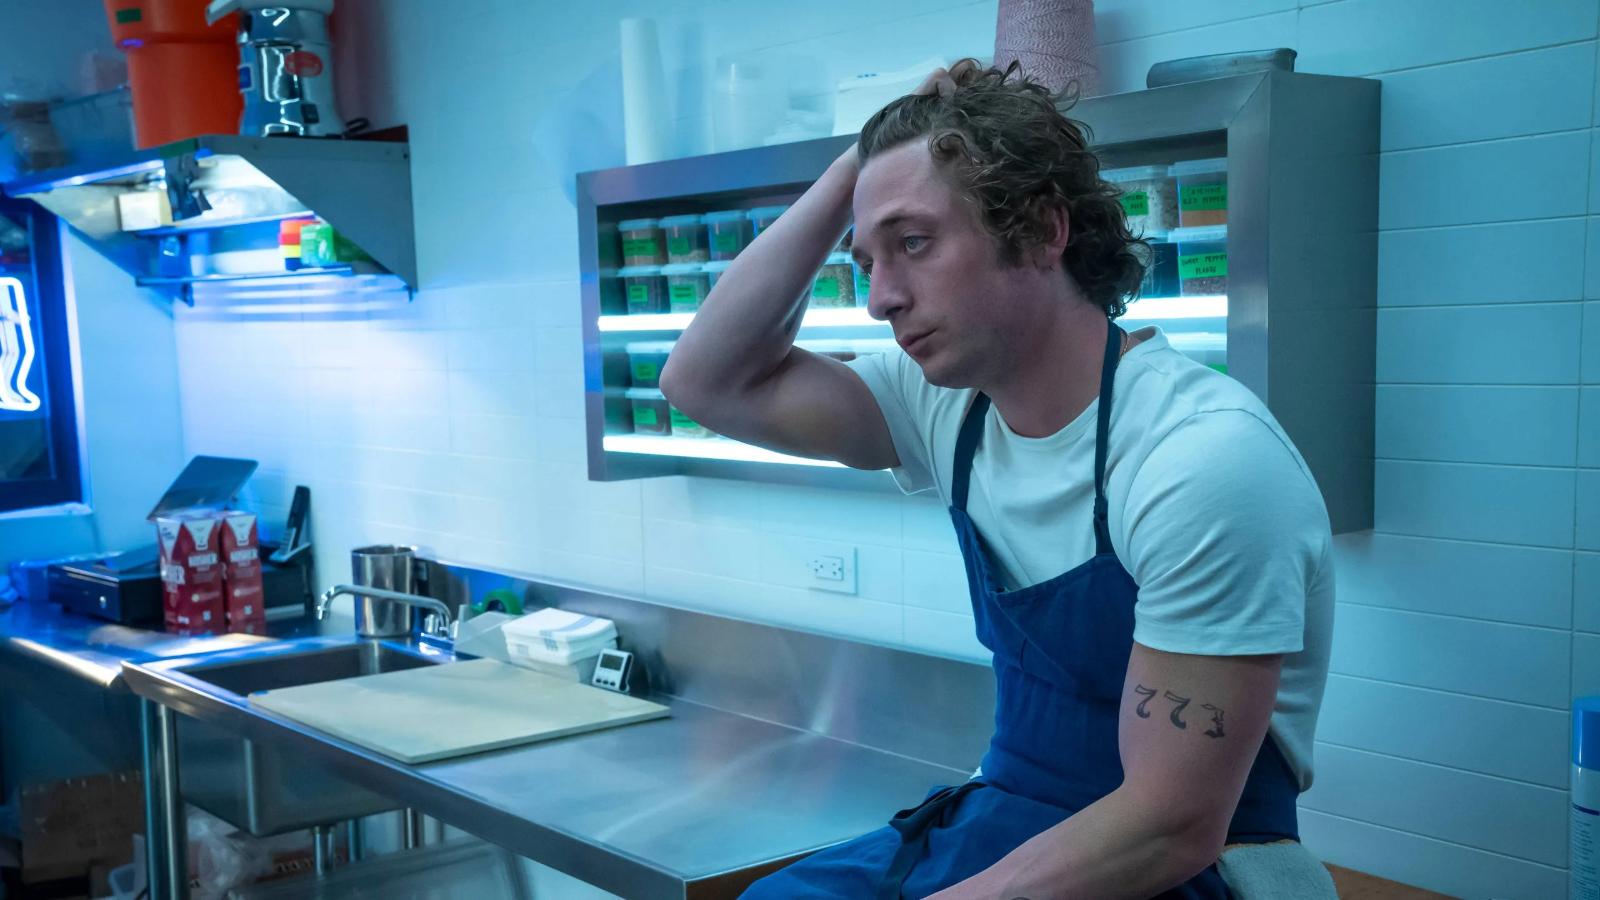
249,659,670,764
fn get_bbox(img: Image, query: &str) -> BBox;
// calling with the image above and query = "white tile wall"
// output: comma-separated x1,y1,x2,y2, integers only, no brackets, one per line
151,1,1600,895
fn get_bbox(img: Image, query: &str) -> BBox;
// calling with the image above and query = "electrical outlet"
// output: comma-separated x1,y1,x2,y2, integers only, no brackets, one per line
808,555,845,581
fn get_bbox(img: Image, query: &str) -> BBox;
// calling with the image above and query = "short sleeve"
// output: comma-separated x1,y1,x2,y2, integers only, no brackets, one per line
845,350,937,494
1124,409,1329,656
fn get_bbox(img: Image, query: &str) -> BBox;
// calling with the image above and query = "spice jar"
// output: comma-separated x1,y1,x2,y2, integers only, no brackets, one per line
1102,165,1178,234
1171,225,1228,296
618,218,665,266
1169,158,1228,227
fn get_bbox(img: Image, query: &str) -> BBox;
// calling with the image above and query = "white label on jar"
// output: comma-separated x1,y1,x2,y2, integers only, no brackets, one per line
1576,801,1600,900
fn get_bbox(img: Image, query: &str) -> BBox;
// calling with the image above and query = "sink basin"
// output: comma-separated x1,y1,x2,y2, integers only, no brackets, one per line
173,640,447,836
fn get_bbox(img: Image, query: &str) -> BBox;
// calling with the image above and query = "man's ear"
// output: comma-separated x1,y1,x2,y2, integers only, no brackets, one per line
1035,202,1071,269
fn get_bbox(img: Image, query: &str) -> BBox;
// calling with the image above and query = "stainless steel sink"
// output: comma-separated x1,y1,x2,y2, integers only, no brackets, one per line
173,640,447,836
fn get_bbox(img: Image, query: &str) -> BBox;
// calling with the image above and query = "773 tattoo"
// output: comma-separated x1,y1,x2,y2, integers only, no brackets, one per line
1133,684,1226,738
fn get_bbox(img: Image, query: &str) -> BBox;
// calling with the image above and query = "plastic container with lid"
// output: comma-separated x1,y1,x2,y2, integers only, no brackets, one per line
502,607,618,666
618,218,665,266
702,259,733,290
852,258,870,307
661,262,711,313
625,387,672,435
1102,164,1178,235
702,209,752,260
1135,231,1179,299
1573,696,1600,900
746,204,789,239
617,265,667,314
1171,225,1228,296
810,252,856,308
624,341,673,388
1169,158,1228,227
660,214,708,263
668,404,714,439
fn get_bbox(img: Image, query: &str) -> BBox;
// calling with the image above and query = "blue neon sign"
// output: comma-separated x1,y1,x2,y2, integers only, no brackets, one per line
0,276,41,413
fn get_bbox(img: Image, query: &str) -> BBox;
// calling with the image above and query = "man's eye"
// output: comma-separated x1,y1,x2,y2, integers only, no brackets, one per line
903,236,927,252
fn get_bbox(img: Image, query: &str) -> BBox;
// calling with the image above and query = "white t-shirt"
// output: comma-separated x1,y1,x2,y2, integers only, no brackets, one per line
846,328,1333,791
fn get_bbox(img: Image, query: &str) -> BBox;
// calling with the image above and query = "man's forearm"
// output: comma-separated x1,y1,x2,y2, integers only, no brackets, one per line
933,787,1216,900
661,147,857,402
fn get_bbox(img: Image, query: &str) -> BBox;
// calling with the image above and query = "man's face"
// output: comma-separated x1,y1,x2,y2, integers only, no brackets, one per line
852,141,1034,389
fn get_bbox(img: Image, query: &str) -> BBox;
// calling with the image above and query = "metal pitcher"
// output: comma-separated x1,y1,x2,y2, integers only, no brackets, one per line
350,544,417,638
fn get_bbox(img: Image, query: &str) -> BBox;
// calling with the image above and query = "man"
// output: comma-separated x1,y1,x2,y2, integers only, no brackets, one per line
661,60,1333,900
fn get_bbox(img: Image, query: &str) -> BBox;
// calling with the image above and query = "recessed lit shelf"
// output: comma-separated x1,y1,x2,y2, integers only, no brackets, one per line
596,295,1225,333
603,434,846,468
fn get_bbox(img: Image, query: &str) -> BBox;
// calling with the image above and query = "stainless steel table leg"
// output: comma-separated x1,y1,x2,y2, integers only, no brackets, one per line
404,807,423,849
347,817,365,863
312,824,336,875
141,699,188,900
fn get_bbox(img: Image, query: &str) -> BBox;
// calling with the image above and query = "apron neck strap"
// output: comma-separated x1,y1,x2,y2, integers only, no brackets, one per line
949,317,1126,542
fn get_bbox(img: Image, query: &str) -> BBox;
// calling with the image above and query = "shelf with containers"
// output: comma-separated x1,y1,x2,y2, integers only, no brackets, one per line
577,69,1377,532
1,134,415,305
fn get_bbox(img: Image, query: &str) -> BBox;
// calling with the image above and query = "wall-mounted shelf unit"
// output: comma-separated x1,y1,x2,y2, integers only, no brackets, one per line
2,134,415,305
577,69,1378,533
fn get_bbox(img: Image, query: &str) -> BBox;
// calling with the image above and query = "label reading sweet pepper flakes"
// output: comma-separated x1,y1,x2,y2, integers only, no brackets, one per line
1178,252,1228,280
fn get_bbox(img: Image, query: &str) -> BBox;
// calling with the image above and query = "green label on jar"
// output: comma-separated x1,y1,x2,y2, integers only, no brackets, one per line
812,277,840,300
667,236,693,257
1180,182,1227,211
669,407,699,431
1178,252,1228,279
623,237,658,259
627,283,652,311
633,406,659,428
854,268,870,301
668,282,701,311
1120,191,1149,217
632,361,658,382
1207,363,1229,375
713,231,742,254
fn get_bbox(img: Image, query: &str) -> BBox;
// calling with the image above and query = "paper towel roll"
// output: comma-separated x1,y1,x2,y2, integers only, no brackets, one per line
994,0,1100,98
620,18,671,165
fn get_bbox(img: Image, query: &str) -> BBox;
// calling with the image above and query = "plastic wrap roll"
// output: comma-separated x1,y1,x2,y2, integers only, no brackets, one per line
994,0,1100,98
620,17,671,164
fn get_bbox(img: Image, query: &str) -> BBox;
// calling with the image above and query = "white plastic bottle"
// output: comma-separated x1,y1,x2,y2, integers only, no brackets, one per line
1575,697,1600,900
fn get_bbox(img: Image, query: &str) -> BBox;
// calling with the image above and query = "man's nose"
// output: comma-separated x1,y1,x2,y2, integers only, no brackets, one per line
865,269,906,322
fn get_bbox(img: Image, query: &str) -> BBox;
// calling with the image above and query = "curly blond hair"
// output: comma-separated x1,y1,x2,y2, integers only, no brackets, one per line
857,60,1146,318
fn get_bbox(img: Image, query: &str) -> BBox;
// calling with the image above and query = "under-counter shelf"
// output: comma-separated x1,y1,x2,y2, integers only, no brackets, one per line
577,69,1377,532
2,133,415,305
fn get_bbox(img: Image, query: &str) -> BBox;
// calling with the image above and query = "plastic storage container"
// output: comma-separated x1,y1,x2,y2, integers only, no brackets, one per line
747,204,789,239
1171,225,1228,296
810,252,856,307
702,259,732,290
1169,158,1228,227
618,265,667,314
625,341,673,388
502,607,618,666
702,209,752,260
1102,165,1178,235
625,387,672,435
669,403,714,438
1136,232,1179,298
661,262,711,312
618,218,665,266
853,259,870,307
660,214,708,263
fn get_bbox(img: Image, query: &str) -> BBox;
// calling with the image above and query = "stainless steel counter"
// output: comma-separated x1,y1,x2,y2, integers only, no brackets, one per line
122,636,969,899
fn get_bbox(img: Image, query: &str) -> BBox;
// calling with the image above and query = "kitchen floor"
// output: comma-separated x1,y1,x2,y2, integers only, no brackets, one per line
1326,864,1456,899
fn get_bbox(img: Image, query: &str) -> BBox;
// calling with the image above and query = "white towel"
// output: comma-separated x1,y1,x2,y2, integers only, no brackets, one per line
1215,840,1339,899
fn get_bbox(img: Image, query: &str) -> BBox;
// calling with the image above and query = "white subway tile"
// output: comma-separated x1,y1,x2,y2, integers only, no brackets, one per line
447,328,538,372
1317,675,1569,786
1380,219,1584,307
448,414,542,460
1333,533,1572,628
1377,385,1578,466
1377,43,1596,151
1092,0,1296,44
1330,604,1569,708
1298,808,1568,899
542,550,644,596
1377,303,1582,385
1378,132,1589,229
1586,301,1600,380
903,607,990,663
1581,388,1600,467
902,496,960,553
1298,0,1596,76
640,476,765,527
1579,552,1600,633
756,534,904,604
759,483,903,545
1576,633,1600,703
643,566,904,647
1579,468,1600,550
644,520,763,581
1300,743,1567,866
1376,460,1577,547
901,550,972,614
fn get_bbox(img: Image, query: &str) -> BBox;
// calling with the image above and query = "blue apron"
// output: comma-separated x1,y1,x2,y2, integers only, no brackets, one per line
742,320,1301,899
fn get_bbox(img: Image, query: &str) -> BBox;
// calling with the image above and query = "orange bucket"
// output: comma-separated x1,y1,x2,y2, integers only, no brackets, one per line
104,0,240,148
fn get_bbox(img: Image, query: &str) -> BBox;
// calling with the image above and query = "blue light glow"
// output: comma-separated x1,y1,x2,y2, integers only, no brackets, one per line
0,276,41,412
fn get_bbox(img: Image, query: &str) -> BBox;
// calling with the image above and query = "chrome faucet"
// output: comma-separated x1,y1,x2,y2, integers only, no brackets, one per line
316,584,455,639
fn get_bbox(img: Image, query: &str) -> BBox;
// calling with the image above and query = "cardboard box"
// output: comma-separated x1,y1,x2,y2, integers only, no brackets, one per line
19,771,141,885
220,511,266,635
156,513,225,636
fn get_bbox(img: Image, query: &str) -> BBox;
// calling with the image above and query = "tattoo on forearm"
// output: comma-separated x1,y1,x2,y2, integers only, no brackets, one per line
1164,691,1190,729
1132,684,1226,738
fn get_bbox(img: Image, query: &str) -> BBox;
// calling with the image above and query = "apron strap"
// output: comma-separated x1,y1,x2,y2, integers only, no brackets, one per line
950,393,992,512
1093,319,1124,556
877,780,986,900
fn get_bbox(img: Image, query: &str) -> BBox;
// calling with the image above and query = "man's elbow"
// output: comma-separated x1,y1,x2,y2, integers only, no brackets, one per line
1166,814,1231,883
658,358,696,416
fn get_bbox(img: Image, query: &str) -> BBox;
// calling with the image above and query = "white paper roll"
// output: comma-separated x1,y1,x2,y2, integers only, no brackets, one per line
620,18,671,165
